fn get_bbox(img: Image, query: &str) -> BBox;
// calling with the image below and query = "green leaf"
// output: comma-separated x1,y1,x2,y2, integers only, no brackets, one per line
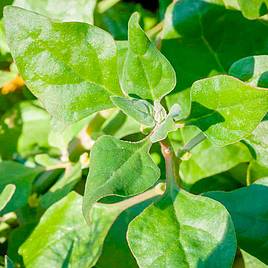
111,96,155,127
177,126,251,185
150,104,180,143
0,101,52,159
188,75,268,146
241,250,268,268
96,200,155,268
245,121,268,167
190,172,242,195
48,115,93,151
205,181,268,264
19,191,122,268
83,135,160,222
4,6,122,124
229,55,268,88
161,0,268,119
0,161,42,214
40,163,82,209
128,189,236,267
0,184,16,211
8,223,36,266
236,0,268,19
13,0,96,23
121,12,176,101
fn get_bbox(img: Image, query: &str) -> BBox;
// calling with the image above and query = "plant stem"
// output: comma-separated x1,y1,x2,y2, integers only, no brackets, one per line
246,161,252,186
160,139,180,190
177,132,206,158
111,182,166,211
97,0,121,13
147,21,164,38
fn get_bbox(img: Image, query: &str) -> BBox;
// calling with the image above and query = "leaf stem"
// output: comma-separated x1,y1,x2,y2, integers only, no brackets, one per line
110,182,166,211
177,132,206,158
246,161,252,186
146,21,164,38
97,0,121,13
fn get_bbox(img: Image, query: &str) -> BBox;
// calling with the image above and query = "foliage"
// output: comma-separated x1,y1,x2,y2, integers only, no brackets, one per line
1,0,268,267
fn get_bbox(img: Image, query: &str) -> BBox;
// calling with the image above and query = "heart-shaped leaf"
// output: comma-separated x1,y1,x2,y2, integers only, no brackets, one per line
83,135,160,222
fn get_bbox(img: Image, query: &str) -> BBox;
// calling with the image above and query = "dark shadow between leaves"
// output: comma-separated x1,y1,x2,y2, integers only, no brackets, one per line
162,1,268,98
205,184,268,265
187,102,225,131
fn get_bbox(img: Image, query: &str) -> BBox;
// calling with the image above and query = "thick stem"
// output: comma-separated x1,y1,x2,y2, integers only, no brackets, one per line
97,0,121,13
160,139,180,191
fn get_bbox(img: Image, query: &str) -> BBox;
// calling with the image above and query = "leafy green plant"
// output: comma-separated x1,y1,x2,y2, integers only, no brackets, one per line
1,0,268,267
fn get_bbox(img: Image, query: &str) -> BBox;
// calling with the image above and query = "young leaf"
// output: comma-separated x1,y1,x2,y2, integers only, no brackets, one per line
128,189,236,267
188,75,268,146
13,0,96,23
229,55,268,88
0,161,42,214
121,12,176,101
4,6,122,124
83,135,160,222
19,191,122,268
205,180,268,264
150,104,180,143
111,96,155,127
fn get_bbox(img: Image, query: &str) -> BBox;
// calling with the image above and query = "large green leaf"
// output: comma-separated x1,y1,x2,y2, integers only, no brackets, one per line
0,161,42,214
176,126,251,185
188,75,268,146
13,0,96,23
83,135,160,222
4,6,122,124
229,55,268,88
161,0,268,119
19,191,122,268
0,101,52,159
121,12,176,101
128,189,236,267
206,180,268,264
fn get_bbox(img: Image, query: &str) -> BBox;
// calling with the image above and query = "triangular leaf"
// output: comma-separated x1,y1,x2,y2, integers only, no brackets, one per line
121,12,176,101
4,6,122,124
83,135,160,222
